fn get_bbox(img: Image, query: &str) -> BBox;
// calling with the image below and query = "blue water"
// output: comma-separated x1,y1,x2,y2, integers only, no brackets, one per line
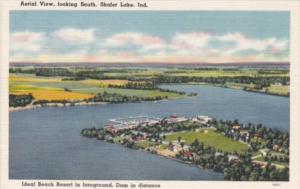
9,85,289,180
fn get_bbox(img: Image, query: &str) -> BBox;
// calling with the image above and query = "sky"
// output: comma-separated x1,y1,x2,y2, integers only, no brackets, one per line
10,11,290,64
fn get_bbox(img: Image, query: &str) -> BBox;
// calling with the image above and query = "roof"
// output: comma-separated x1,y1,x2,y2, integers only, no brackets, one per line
184,151,193,157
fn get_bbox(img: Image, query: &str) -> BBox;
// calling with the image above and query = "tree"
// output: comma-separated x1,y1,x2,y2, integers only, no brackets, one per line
177,136,182,143
180,142,185,149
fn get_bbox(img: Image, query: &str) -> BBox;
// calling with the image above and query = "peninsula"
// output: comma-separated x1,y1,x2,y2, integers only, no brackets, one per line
81,115,289,181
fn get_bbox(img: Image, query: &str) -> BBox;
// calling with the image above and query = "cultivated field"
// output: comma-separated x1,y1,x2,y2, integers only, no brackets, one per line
9,74,182,101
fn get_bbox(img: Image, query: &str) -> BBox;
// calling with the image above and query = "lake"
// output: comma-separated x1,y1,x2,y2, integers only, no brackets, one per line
9,84,289,180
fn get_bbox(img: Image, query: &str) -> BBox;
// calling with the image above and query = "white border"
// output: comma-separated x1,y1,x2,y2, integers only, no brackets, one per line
1,1,300,189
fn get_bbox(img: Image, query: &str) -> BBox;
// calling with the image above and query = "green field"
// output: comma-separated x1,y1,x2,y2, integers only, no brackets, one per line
267,84,289,95
73,87,181,98
10,74,182,100
224,82,289,96
136,140,151,149
10,67,290,101
165,129,249,153
103,69,289,78
103,70,164,78
225,82,254,90
253,155,289,167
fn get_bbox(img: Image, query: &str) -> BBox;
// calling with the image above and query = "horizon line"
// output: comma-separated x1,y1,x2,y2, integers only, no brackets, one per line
10,61,290,65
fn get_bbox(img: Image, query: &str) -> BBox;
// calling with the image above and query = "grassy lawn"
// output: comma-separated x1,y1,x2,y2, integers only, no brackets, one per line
135,140,150,149
253,156,289,167
165,129,249,153
159,144,168,150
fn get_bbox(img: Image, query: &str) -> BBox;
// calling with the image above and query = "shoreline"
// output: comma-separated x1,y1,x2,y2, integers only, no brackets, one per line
113,140,219,176
160,83,289,98
10,83,288,112
9,99,173,112
9,101,108,112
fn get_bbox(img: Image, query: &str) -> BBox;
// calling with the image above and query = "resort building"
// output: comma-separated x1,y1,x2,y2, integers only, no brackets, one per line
104,114,213,133
191,115,213,124
165,115,188,124
104,116,161,133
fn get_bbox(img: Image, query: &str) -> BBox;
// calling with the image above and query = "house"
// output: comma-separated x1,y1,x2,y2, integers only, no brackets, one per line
228,155,239,161
215,152,224,156
253,133,262,140
168,143,179,152
183,145,189,151
194,115,213,124
232,125,241,130
104,124,119,134
259,149,269,157
273,144,280,151
183,151,193,160
240,129,249,136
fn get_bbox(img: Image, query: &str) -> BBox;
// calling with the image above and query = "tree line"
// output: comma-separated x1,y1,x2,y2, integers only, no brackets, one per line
9,94,34,107
88,91,167,103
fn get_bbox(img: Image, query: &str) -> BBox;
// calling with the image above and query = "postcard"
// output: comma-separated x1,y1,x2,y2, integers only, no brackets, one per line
0,0,300,189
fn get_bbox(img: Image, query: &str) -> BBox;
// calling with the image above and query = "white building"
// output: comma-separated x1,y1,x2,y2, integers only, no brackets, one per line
104,116,161,133
192,115,213,124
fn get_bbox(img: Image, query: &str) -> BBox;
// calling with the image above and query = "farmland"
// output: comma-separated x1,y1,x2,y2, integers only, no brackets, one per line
10,84,94,101
9,74,183,102
9,65,290,106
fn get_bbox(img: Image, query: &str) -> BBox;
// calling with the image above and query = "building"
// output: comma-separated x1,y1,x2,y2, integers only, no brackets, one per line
215,152,224,156
192,115,213,124
232,125,241,130
183,151,193,160
228,155,239,161
104,116,161,133
168,143,179,152
165,115,188,124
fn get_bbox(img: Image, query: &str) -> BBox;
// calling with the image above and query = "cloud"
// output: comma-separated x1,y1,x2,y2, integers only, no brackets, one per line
215,32,289,55
166,32,288,58
10,31,45,52
10,29,289,63
52,28,94,44
103,32,166,51
170,32,212,50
